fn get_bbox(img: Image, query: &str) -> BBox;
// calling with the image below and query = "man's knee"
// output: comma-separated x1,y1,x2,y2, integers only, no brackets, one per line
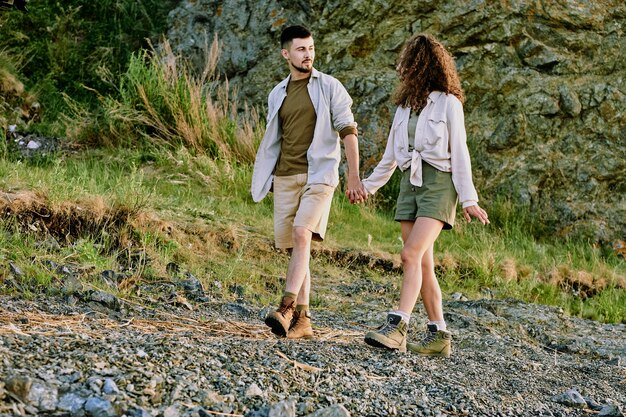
292,226,313,245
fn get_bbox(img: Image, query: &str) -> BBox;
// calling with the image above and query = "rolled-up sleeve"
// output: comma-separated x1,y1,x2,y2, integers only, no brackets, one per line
329,81,358,135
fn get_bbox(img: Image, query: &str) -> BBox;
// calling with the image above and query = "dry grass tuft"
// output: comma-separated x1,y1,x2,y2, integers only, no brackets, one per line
437,251,458,272
0,190,139,249
547,265,610,298
500,258,518,282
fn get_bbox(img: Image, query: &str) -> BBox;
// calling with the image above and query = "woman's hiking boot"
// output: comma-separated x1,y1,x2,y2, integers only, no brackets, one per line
264,297,295,337
364,313,407,352
287,310,313,339
407,324,452,357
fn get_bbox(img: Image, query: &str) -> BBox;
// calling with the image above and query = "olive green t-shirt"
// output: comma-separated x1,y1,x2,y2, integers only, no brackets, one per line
275,75,358,176
275,77,316,176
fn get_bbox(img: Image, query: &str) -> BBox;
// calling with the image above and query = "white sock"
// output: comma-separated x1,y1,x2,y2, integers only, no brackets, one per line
392,310,411,325
428,320,447,331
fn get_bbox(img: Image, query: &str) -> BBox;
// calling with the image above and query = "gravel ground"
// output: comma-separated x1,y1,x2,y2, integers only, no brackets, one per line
0,292,625,417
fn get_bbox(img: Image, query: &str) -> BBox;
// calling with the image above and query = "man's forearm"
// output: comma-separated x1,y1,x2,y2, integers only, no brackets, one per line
343,134,360,179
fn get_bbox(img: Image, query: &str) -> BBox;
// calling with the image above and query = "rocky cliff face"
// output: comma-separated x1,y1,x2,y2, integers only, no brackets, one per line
165,0,626,243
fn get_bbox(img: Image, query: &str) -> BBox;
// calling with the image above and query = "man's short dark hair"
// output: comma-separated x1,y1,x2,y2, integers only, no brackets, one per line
280,25,312,49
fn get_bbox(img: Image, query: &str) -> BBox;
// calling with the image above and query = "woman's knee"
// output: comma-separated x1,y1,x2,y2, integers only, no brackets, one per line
401,247,423,266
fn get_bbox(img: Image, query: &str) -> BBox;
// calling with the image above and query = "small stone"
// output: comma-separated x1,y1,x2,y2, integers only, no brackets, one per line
9,263,24,277
27,381,58,412
163,404,181,417
552,389,586,408
180,273,203,292
166,262,180,276
305,404,351,417
103,378,119,395
450,292,468,301
125,408,152,417
62,274,83,294
84,396,117,417
88,290,120,310
57,393,87,414
245,383,263,398
5,376,32,401
26,140,41,149
598,404,623,417
584,396,604,411
57,265,73,276
42,259,58,270
269,399,296,417
87,376,103,394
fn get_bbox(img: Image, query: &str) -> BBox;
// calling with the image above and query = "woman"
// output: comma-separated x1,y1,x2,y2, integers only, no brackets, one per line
361,33,489,356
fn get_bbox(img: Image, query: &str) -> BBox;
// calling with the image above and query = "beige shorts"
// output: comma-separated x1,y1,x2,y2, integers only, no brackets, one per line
273,173,335,249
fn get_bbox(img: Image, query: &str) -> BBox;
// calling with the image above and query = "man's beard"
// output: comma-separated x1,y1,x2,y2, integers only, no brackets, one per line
292,62,312,73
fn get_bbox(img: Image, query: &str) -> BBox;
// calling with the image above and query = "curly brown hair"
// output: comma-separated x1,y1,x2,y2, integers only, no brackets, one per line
393,33,464,112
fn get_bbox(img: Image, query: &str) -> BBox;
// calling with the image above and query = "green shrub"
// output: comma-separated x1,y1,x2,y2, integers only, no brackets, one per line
69,38,263,162
0,0,179,126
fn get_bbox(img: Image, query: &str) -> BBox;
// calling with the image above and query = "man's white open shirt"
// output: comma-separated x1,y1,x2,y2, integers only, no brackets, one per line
251,68,357,203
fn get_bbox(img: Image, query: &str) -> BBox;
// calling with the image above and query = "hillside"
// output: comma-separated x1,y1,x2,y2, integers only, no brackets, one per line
167,0,626,243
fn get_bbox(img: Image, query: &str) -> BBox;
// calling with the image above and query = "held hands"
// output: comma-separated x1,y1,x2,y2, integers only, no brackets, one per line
346,176,368,204
463,204,490,225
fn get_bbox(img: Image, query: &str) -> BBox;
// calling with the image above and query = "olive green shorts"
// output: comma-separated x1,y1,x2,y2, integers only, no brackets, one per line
394,162,458,230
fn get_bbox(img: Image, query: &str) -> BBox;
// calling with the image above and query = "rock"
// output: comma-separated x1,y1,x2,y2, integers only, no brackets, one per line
584,396,604,411
179,272,203,294
102,378,119,395
5,377,58,412
9,262,23,277
28,381,58,411
57,265,74,276
84,396,117,417
125,408,152,417
551,389,587,408
225,303,252,317
163,404,180,417
268,399,296,417
164,0,626,242
559,85,582,117
5,375,32,401
598,404,623,417
166,262,181,276
245,383,263,398
0,294,624,417
305,404,351,417
87,290,120,311
57,392,87,414
450,292,468,301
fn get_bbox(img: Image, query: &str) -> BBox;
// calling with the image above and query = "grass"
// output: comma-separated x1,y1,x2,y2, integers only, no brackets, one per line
0,148,624,323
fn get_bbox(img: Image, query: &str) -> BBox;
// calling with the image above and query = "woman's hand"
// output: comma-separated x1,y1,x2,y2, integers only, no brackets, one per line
463,204,489,225
346,178,368,204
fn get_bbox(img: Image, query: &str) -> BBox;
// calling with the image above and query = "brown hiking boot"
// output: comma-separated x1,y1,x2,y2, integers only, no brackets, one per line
264,297,295,337
364,313,407,352
287,310,313,339
407,324,452,357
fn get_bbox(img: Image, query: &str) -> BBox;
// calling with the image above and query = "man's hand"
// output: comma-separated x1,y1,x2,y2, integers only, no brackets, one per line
463,204,489,225
346,175,368,204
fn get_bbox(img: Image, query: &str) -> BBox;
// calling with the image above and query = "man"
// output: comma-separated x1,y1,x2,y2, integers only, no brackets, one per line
251,25,366,339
